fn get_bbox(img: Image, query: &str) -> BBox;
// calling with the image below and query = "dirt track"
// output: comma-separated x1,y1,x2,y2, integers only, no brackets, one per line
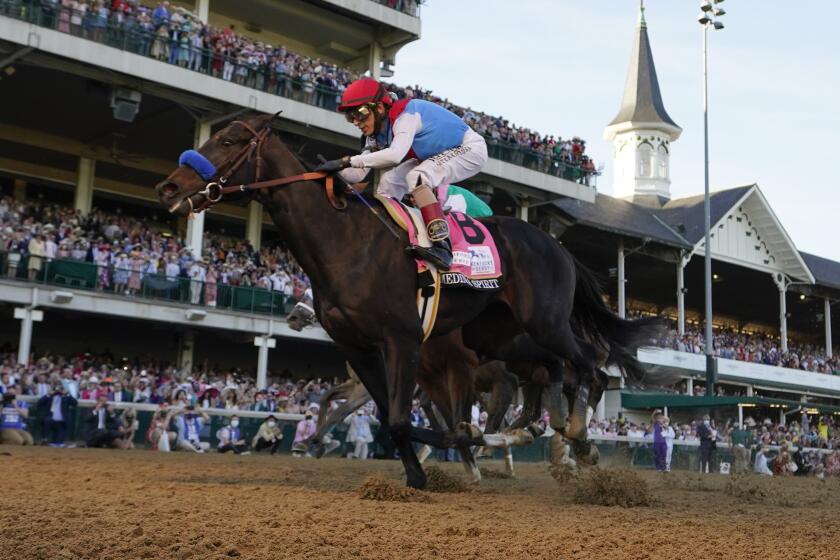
2,446,839,560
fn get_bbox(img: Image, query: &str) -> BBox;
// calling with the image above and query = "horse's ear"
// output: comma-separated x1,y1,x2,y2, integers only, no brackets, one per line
268,111,284,133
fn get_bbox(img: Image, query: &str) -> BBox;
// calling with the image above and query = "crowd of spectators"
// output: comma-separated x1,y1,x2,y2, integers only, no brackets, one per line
587,413,840,477
658,326,840,375
0,348,359,451
8,0,596,182
5,344,840,478
0,195,312,306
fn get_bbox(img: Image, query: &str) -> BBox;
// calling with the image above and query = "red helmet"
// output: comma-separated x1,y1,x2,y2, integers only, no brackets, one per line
338,78,392,112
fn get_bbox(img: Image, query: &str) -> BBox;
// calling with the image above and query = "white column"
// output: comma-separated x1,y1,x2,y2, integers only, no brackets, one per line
186,121,211,258
247,200,263,250
518,199,529,222
617,240,626,319
746,386,754,397
826,298,833,359
738,405,744,429
74,157,95,213
14,307,43,365
677,258,686,335
178,331,195,374
686,378,694,396
368,41,382,79
779,286,788,353
196,0,210,22
254,335,276,390
779,408,785,427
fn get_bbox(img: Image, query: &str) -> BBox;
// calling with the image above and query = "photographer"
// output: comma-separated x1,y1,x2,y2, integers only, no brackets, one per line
174,404,210,453
36,384,77,447
0,386,34,445
252,414,283,455
217,414,250,455
85,394,125,449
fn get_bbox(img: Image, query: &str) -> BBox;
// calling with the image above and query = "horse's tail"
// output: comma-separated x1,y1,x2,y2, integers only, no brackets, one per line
570,254,665,387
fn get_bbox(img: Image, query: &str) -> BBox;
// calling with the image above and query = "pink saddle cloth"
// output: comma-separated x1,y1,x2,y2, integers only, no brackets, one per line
380,197,503,291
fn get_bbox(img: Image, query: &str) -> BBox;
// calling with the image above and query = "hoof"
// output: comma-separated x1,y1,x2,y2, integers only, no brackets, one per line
572,440,599,467
406,472,427,490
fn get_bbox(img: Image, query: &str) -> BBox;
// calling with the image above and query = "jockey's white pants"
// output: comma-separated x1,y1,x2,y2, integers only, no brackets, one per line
376,129,488,203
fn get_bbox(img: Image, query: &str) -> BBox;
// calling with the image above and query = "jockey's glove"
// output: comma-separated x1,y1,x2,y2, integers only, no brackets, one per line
315,156,351,173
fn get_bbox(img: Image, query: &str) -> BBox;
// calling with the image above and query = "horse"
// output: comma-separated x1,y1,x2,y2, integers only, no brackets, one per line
156,114,661,488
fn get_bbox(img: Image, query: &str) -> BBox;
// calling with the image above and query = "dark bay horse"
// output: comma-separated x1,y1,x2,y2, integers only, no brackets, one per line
156,114,659,488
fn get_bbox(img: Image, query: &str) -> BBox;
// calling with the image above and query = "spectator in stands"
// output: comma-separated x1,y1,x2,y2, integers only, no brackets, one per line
729,422,753,474
0,386,33,445
174,404,210,452
146,403,176,451
754,445,774,475
252,414,283,454
344,408,378,460
37,384,77,447
217,414,250,454
651,410,667,472
292,405,318,456
86,394,125,448
697,415,716,474
27,232,45,281
825,450,840,477
119,407,139,449
662,416,676,472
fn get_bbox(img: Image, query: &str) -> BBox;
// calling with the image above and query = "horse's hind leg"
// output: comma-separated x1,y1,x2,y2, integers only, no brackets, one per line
310,380,371,458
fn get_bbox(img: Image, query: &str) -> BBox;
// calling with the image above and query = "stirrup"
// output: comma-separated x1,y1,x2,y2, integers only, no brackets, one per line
407,241,452,270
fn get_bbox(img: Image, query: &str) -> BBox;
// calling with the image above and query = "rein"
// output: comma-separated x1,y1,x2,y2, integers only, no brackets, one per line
181,119,399,240
186,120,346,214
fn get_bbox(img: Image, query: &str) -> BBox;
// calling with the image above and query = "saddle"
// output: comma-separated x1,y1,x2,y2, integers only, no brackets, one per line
376,195,504,291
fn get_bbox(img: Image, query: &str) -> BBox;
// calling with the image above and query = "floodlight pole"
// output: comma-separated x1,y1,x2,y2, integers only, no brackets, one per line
702,21,715,396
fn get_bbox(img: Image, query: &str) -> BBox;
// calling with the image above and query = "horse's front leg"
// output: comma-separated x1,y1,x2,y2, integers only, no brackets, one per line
383,336,428,489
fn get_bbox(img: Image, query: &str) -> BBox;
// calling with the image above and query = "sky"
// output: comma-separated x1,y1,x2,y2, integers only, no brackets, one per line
391,1,840,261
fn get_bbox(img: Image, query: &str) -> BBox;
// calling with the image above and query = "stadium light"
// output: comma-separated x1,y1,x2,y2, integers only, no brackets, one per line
698,0,726,396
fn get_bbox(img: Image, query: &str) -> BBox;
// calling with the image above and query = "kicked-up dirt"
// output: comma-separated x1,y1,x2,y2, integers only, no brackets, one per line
1,446,839,559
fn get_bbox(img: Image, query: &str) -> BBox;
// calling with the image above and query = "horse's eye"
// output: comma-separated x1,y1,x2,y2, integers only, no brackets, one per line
221,139,233,147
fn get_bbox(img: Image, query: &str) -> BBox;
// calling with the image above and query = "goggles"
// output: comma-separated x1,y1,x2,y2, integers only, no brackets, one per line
343,103,376,124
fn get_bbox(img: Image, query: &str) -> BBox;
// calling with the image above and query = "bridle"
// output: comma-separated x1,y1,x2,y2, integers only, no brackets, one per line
185,120,346,215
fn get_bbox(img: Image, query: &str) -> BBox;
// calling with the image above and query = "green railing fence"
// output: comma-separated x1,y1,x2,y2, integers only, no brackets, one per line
0,251,294,316
0,0,597,184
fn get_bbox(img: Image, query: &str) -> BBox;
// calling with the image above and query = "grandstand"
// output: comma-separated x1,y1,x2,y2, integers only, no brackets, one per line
0,0,838,431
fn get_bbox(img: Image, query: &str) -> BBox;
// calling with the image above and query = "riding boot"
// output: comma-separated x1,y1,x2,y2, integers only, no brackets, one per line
409,186,453,270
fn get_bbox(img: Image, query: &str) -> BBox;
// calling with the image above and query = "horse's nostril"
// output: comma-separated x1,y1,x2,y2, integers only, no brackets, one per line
160,182,179,196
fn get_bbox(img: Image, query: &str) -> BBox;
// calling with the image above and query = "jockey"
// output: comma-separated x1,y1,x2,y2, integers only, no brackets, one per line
315,77,488,270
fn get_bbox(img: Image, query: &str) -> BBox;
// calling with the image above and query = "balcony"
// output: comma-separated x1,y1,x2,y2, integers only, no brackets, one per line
638,347,840,397
0,4,595,203
0,252,331,341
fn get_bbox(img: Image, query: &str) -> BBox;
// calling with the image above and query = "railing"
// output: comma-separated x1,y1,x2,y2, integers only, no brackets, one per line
0,251,293,317
372,0,423,17
0,0,596,185
17,395,308,449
